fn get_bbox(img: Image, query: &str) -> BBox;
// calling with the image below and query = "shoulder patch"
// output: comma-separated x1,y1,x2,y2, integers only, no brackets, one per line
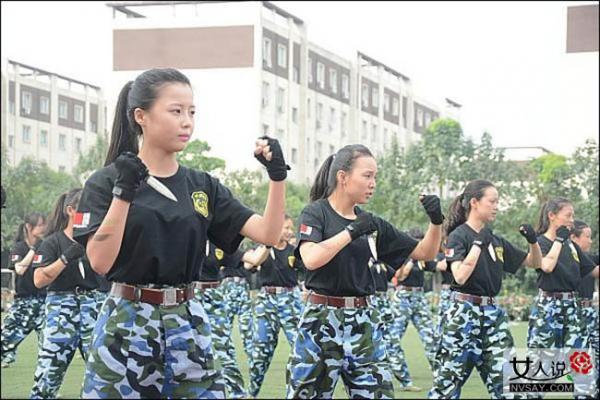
288,255,295,268
191,191,209,218
445,248,455,258
299,224,313,236
494,246,504,263
215,248,224,260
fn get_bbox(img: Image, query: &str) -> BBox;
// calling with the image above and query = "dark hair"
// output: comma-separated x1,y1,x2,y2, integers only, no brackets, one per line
536,197,572,235
408,227,424,240
571,220,590,238
46,188,83,236
104,68,192,165
309,144,373,202
15,212,46,243
445,179,496,236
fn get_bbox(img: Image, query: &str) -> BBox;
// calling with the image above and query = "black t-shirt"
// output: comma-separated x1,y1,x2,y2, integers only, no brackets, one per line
9,241,46,297
578,253,598,299
95,274,112,292
372,262,393,292
199,242,221,281
399,258,437,288
32,231,99,292
296,199,418,296
218,249,246,280
445,224,527,297
537,236,597,292
74,164,254,286
441,270,454,285
259,244,301,288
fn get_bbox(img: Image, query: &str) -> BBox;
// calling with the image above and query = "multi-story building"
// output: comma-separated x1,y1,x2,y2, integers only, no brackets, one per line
1,60,107,174
107,1,457,184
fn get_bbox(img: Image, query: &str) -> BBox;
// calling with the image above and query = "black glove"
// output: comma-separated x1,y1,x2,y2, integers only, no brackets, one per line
254,136,290,181
555,226,571,244
112,152,149,203
473,227,493,248
345,212,378,241
519,224,537,244
60,241,86,265
420,194,444,225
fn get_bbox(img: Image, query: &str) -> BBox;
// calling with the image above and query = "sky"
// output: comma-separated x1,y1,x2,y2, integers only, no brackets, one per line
1,1,598,156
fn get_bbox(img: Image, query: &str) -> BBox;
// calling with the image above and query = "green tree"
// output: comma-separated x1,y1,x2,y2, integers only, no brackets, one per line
177,140,226,173
73,133,108,183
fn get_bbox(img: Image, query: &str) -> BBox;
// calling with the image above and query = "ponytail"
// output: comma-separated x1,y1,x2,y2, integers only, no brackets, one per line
309,144,373,202
104,68,192,166
445,179,495,236
536,197,572,235
45,188,83,236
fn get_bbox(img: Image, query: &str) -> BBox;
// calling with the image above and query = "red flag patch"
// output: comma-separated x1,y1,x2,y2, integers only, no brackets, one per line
73,212,90,228
299,224,313,236
11,254,20,262
33,254,43,264
444,248,454,258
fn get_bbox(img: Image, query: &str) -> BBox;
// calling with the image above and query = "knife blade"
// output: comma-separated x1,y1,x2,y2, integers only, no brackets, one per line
146,176,178,202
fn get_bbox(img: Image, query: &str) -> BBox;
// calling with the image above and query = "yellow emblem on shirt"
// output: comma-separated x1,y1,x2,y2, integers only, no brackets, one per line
288,255,295,268
191,191,209,218
215,248,224,260
494,246,504,263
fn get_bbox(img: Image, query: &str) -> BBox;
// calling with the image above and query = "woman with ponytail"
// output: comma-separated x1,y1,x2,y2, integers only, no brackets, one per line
73,68,288,398
287,144,443,398
429,179,542,399
527,200,598,396
1,212,46,368
29,188,100,399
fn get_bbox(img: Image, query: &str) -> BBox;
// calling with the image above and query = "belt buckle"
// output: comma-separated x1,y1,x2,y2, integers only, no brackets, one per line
480,297,489,306
163,288,178,307
345,297,354,308
562,292,569,301
75,287,83,295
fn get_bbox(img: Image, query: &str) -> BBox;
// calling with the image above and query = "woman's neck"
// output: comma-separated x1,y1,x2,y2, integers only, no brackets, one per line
544,226,557,241
328,191,356,219
25,234,36,247
465,215,485,232
138,145,179,177
275,239,287,250
63,221,74,240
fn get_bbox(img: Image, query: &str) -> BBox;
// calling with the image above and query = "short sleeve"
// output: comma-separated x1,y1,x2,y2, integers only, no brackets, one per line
8,242,30,270
294,203,325,259
576,244,597,277
73,166,115,247
207,177,255,254
375,217,418,270
500,237,528,274
446,230,468,264
32,236,59,269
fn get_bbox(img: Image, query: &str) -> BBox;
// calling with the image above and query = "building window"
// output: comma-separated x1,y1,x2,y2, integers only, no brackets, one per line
262,124,269,135
277,43,287,68
342,74,349,99
392,97,399,117
8,135,14,148
262,37,272,68
9,100,15,115
74,104,84,123
341,111,347,137
361,84,369,108
291,148,298,164
22,125,32,143
276,87,285,113
372,87,379,108
292,107,298,123
59,134,66,150
316,141,323,158
417,109,424,126
22,91,32,114
316,102,323,129
329,69,337,94
90,121,97,133
362,120,368,140
329,107,336,131
372,124,377,142
317,62,325,89
293,66,299,83
40,96,50,115
262,82,269,108
75,137,82,153
384,93,391,113
425,112,432,127
277,128,284,139
308,57,313,84
307,98,311,118
40,130,48,147
59,100,68,119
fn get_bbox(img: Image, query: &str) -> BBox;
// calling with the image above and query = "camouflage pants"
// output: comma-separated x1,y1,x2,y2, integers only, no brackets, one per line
428,298,515,399
197,287,247,398
220,280,254,360
82,293,225,399
390,290,436,369
249,288,302,397
286,301,393,399
527,296,587,349
581,305,599,397
30,291,98,399
432,288,452,371
1,295,46,365
93,290,109,315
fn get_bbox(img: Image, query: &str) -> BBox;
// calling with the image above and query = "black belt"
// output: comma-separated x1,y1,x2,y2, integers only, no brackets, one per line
47,287,92,296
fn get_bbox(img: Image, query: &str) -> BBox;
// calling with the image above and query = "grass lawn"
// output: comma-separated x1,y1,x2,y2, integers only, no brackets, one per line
0,313,530,399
